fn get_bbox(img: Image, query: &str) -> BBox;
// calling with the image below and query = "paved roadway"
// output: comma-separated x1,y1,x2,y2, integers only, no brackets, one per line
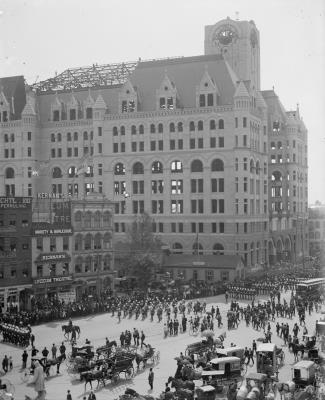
0,291,322,400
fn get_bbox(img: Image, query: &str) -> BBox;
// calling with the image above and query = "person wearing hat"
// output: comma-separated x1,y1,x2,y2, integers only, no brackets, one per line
31,360,46,399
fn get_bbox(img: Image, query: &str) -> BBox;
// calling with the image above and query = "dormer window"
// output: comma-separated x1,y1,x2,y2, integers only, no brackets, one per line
119,79,138,114
156,74,177,111
196,69,218,108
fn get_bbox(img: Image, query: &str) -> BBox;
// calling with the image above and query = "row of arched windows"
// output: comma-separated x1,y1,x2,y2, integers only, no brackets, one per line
114,159,224,175
74,211,112,228
172,242,225,255
112,119,225,136
74,233,112,251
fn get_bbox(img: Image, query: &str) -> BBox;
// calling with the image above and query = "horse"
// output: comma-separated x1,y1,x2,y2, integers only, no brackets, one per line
62,325,80,339
168,377,195,391
43,354,65,376
81,367,107,390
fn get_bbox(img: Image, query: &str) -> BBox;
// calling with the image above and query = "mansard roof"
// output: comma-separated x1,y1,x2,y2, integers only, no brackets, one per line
0,75,26,119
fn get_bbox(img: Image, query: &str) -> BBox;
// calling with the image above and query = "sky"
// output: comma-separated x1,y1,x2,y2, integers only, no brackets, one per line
0,0,324,204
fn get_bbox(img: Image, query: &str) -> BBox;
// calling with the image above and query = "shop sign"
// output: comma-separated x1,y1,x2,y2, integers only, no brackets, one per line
0,197,32,209
36,252,71,262
31,222,73,236
57,289,76,303
33,275,73,285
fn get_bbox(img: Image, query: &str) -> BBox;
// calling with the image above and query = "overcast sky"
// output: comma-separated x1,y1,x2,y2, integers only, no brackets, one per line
0,0,324,204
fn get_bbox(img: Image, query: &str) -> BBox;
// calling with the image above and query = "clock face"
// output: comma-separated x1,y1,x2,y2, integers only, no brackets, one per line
214,26,237,46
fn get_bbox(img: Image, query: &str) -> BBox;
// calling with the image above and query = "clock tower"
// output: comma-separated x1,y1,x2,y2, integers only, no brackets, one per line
205,17,260,90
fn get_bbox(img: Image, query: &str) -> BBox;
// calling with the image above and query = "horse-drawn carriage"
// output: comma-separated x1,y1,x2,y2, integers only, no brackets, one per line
292,360,316,389
135,345,160,369
201,356,245,390
256,343,278,379
69,344,94,360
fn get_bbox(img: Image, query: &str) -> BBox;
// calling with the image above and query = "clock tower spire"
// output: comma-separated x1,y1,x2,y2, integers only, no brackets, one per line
204,17,260,90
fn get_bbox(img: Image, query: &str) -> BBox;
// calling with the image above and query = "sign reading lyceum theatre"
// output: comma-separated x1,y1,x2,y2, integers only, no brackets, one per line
0,197,32,209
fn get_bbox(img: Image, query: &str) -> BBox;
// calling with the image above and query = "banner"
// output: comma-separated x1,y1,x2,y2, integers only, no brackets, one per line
57,289,76,303
0,197,32,209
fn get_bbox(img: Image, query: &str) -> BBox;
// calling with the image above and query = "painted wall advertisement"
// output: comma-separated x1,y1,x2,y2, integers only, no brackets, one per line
57,289,76,303
0,197,32,209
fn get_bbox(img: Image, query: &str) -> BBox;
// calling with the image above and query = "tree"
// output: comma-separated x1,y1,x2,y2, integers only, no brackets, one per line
123,213,163,288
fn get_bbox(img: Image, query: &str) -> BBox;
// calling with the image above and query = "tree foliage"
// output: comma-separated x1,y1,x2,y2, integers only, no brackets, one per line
123,213,163,287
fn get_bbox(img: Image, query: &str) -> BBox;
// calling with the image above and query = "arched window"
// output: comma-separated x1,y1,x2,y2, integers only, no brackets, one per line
177,122,183,132
172,243,183,254
57,133,62,142
74,132,78,141
152,161,163,173
256,161,260,175
158,123,163,133
84,234,92,250
150,124,156,134
210,120,216,130
171,160,183,173
189,121,195,131
250,159,255,173
52,167,62,179
218,119,224,129
271,141,276,149
74,234,83,251
68,166,76,178
5,167,14,179
198,120,204,131
67,132,72,141
131,125,137,135
213,243,224,255
139,124,144,134
169,122,175,133
132,162,144,174
84,212,92,228
191,159,203,173
83,131,88,140
113,126,118,136
114,163,125,175
211,159,224,172
192,242,203,255
94,233,102,249
103,232,112,249
103,211,111,227
94,211,101,228
120,126,125,135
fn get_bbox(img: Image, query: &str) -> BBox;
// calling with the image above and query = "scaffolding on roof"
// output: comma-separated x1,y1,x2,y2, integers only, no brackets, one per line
30,61,139,93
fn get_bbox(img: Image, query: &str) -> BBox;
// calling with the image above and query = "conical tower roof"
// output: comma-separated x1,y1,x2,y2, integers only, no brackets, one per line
234,81,250,98
94,93,106,109
22,98,36,115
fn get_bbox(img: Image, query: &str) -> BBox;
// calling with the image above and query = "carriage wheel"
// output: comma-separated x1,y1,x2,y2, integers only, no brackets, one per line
112,372,119,384
20,368,30,383
155,351,160,363
241,363,247,375
125,367,133,380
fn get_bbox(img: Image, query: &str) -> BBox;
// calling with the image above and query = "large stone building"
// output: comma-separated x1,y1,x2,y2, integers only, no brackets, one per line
0,17,308,276
308,203,325,261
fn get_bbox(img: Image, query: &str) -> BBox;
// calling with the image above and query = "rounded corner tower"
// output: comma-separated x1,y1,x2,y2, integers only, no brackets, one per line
204,17,260,90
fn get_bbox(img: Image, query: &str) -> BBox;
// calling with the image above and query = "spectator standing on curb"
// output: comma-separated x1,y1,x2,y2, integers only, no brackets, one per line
148,367,154,390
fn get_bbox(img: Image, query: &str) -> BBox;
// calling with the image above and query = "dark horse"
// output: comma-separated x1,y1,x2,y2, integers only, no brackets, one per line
62,325,80,339
81,367,107,391
168,376,195,391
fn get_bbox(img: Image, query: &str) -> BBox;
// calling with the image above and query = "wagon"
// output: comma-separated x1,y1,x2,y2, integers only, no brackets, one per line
256,343,278,379
316,321,325,336
292,360,316,389
215,346,245,362
185,339,216,357
202,356,245,388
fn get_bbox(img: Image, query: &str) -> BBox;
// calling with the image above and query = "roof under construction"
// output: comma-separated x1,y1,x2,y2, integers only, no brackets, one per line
31,61,139,93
